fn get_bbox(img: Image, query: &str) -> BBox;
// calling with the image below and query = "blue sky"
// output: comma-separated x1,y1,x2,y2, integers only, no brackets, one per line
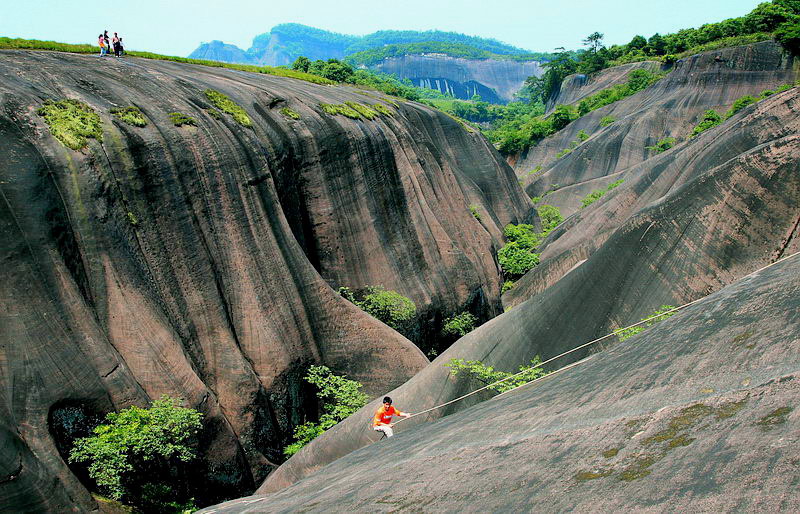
1,0,763,57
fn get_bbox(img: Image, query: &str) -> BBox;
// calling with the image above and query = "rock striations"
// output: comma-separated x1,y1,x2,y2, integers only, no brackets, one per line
0,50,529,511
207,255,800,512
249,44,799,502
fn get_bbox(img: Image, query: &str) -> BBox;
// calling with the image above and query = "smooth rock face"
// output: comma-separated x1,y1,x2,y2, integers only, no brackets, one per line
516,41,797,217
0,50,528,511
373,55,544,103
504,86,800,309
253,75,799,497
207,255,800,512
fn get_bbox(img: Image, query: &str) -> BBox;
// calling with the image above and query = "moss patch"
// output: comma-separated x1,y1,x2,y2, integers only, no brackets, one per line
320,102,362,119
204,89,252,127
602,448,619,459
37,99,103,150
619,454,658,482
168,112,196,127
127,212,139,226
110,106,147,127
205,107,223,120
345,101,378,119
575,469,614,482
374,103,395,117
731,331,756,350
279,107,301,120
755,407,793,431
715,399,747,419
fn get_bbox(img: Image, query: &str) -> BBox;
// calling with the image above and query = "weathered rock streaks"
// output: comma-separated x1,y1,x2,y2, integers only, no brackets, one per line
0,50,528,511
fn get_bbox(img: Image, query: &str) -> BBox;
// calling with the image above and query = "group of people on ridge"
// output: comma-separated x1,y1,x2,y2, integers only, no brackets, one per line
98,30,124,57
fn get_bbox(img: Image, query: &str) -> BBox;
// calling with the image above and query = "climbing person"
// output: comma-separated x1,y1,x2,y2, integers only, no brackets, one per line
112,32,120,57
372,396,411,438
98,34,106,56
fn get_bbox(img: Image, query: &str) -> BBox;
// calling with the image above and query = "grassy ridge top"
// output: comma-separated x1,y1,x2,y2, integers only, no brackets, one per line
0,37,335,85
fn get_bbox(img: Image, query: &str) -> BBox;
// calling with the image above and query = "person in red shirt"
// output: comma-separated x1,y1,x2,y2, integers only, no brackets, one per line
372,396,411,438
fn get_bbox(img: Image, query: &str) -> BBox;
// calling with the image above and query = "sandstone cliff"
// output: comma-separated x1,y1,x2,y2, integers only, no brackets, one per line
516,41,797,217
373,55,544,103
253,77,799,500
0,49,529,511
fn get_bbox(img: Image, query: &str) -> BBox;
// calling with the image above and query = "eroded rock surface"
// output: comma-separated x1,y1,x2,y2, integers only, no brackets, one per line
208,254,800,512
517,41,797,217
0,50,528,511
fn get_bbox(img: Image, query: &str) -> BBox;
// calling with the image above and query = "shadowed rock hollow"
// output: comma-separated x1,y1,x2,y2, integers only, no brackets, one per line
208,255,800,512
0,49,529,511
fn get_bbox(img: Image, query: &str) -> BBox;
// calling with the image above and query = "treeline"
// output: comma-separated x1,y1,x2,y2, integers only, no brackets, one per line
524,0,800,105
291,56,423,100
345,42,558,66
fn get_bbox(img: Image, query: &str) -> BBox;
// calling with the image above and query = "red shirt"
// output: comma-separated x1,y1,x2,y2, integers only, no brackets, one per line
373,405,404,426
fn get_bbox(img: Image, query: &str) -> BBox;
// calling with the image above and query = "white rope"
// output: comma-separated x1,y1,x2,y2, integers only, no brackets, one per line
394,249,800,425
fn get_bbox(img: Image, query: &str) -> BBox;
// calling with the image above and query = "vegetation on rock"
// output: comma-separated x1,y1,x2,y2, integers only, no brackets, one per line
498,205,563,279
204,89,252,127
283,365,368,457
614,305,677,342
445,356,549,393
646,136,677,153
68,396,202,508
442,312,478,338
168,112,197,127
110,106,147,127
338,286,416,330
37,99,103,150
581,179,625,208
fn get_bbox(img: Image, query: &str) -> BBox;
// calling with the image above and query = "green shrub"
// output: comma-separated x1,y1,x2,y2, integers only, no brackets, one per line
68,396,202,502
577,69,665,116
538,204,564,233
37,99,103,150
530,196,543,205
577,129,590,142
345,101,378,119
501,280,516,293
279,107,301,120
339,286,416,330
526,166,543,177
167,112,196,127
690,109,722,137
204,89,252,127
442,312,478,338
580,179,624,208
724,95,758,119
599,115,617,127
646,136,676,153
445,356,549,394
498,241,540,277
283,366,368,457
126,212,139,226
110,106,147,127
469,204,482,221
614,305,677,342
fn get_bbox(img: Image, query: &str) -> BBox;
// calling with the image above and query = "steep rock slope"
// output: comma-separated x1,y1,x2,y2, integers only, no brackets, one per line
516,41,797,217
209,255,800,512
504,86,800,308
373,55,543,103
0,50,528,511
255,87,799,493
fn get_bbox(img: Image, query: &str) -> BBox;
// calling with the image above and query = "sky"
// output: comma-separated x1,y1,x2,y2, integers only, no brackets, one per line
1,0,764,57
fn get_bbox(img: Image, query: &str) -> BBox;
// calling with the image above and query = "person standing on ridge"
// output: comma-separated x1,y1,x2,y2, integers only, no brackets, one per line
373,396,411,438
98,34,106,56
112,32,120,57
103,30,110,53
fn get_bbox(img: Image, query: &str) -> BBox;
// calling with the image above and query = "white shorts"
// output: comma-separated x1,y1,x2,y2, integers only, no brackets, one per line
374,425,393,438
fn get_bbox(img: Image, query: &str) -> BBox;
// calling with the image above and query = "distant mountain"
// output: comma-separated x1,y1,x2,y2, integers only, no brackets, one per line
188,24,548,102
189,23,537,67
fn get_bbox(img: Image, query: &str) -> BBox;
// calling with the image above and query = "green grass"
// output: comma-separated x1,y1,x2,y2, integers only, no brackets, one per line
0,37,334,86
319,102,391,120
373,103,395,117
581,179,625,208
279,107,301,120
204,89,252,127
345,101,378,119
110,106,147,127
320,102,362,119
168,112,196,127
37,99,103,150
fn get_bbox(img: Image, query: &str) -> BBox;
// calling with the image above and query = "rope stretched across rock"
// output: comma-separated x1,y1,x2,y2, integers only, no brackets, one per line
394,250,800,426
